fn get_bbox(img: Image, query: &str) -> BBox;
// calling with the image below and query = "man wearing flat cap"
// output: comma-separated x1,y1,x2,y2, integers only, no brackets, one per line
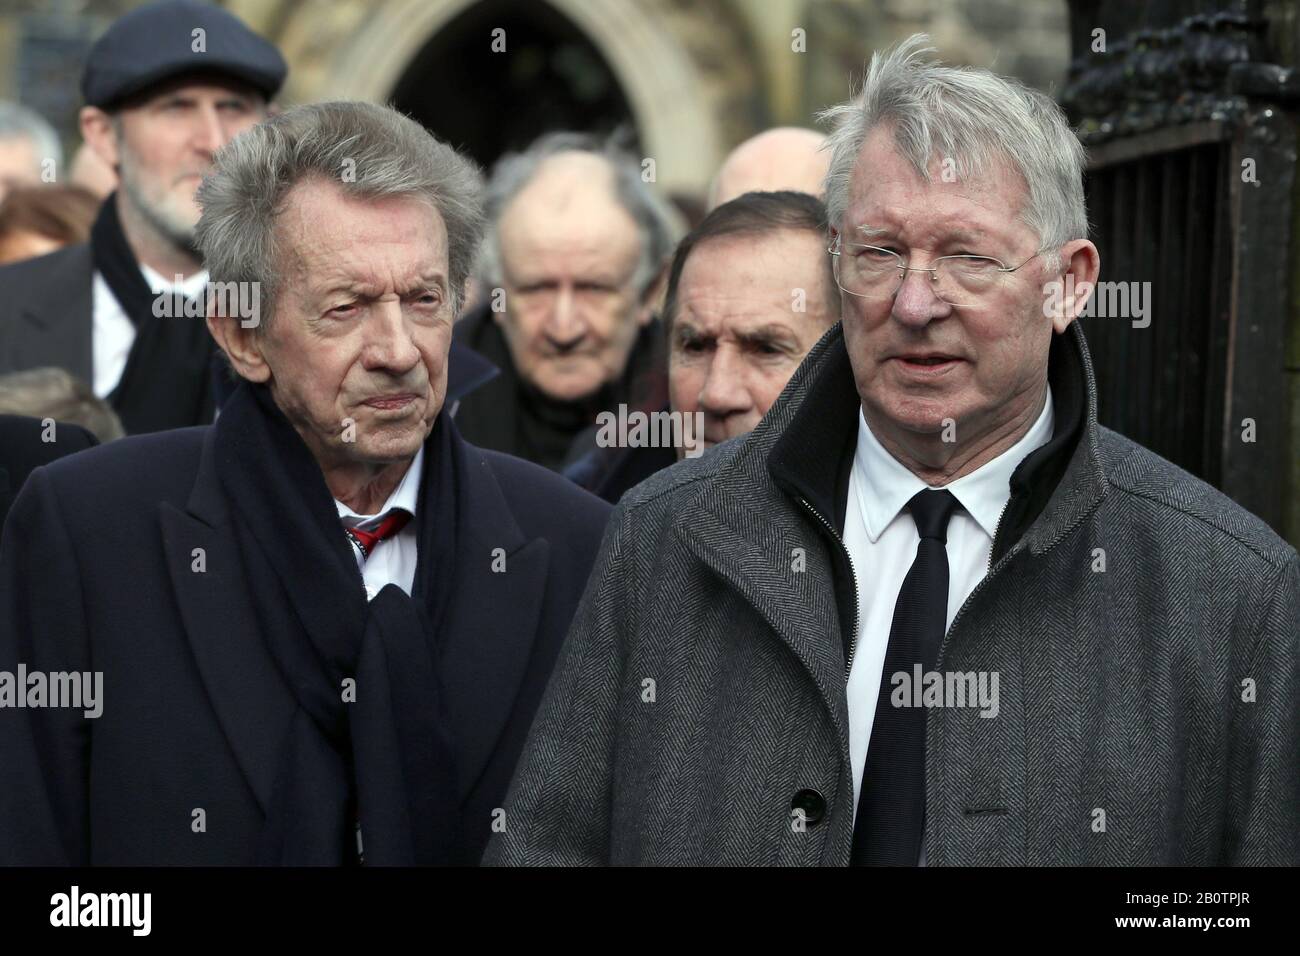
0,0,285,433
0,100,610,865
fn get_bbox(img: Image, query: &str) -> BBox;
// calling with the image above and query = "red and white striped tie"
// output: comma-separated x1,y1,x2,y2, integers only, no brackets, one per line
344,509,411,561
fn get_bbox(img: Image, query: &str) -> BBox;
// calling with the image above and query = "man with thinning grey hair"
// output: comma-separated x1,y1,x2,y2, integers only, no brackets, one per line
453,130,679,470
0,101,610,865
488,36,1298,866
0,102,62,201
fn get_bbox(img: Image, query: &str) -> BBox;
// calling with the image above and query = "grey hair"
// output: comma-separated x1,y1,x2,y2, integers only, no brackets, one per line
0,101,62,171
474,130,678,296
0,366,124,442
195,101,485,329
818,35,1087,269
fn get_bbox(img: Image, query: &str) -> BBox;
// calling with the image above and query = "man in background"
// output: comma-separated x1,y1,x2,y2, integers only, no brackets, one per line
454,131,678,470
0,367,124,443
667,191,838,453
0,0,286,433
0,185,100,265
570,191,839,502
707,127,830,209
0,102,61,201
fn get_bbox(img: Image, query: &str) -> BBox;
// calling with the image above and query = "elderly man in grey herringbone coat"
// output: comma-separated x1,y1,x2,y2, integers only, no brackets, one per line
486,37,1299,867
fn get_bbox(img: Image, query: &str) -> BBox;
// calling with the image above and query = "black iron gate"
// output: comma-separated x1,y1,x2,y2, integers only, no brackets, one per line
1064,2,1297,539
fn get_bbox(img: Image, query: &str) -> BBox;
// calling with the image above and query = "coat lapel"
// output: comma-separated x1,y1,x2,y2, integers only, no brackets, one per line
11,244,94,384
438,442,549,802
159,426,295,815
160,419,553,811
673,480,851,748
665,325,863,750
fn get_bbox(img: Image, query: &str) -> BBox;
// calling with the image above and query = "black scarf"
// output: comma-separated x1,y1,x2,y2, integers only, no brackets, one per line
213,380,461,865
90,193,215,434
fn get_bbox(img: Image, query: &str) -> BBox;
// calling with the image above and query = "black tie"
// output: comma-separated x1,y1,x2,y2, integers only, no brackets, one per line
852,488,960,865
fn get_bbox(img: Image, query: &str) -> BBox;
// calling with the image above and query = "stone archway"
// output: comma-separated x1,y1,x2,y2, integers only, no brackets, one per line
256,0,763,195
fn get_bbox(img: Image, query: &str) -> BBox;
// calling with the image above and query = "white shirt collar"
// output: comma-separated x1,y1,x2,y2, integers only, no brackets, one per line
854,388,1055,542
333,445,424,529
139,263,209,299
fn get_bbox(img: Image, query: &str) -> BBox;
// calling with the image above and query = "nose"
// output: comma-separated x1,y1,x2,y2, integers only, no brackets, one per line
696,345,753,421
192,103,230,157
891,263,952,329
543,284,586,349
362,298,422,374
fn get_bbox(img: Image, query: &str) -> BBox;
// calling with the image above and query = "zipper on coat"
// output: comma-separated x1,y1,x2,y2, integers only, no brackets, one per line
987,499,1009,574
798,496,860,680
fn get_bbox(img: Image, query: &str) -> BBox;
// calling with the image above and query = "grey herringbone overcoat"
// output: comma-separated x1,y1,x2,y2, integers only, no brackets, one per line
486,321,1299,866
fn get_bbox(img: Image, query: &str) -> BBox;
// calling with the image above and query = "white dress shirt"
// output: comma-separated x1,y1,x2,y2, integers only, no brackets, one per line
91,265,209,397
333,446,424,601
843,389,1055,850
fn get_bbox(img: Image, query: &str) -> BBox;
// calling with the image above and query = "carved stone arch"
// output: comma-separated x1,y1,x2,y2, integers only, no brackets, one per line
255,0,763,195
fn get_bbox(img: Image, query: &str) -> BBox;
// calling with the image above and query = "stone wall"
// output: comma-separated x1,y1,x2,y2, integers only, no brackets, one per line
1,0,1072,194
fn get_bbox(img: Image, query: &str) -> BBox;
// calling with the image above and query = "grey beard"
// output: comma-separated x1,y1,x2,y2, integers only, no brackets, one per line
120,172,201,260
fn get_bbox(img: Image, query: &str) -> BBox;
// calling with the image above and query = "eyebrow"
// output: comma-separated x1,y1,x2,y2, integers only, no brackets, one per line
853,222,991,247
854,223,893,240
735,324,799,348
315,273,446,297
674,320,797,346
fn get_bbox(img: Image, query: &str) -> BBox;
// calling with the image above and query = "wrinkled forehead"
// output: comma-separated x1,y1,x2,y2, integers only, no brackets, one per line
843,125,1032,244
501,164,641,261
277,179,449,281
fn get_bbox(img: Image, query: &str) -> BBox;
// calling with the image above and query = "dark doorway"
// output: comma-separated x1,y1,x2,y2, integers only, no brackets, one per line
390,0,638,171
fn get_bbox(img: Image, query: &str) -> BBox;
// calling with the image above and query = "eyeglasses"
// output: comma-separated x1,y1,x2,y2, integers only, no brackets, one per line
828,235,1040,307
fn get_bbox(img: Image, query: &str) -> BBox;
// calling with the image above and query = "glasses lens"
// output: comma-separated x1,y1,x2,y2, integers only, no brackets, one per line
833,245,1011,306
834,243,902,301
932,256,1004,306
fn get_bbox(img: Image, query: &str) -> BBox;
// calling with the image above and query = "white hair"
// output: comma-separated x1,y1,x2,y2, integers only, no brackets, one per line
818,35,1088,268
474,130,678,296
195,101,484,329
0,101,62,170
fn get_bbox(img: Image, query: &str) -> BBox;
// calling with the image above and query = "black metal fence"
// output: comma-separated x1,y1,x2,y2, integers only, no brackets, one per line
1065,3,1296,537
1082,124,1234,490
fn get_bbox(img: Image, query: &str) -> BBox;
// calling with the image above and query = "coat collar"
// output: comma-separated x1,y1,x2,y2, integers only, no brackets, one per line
160,413,549,812
850,387,1056,542
444,340,499,415
671,320,1109,744
765,319,1107,562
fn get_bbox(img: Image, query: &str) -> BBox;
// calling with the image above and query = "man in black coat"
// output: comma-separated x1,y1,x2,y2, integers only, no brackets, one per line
0,101,610,865
0,0,286,433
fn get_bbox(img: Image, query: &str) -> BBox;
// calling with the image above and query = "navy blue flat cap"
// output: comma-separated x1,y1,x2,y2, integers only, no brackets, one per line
82,0,287,109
